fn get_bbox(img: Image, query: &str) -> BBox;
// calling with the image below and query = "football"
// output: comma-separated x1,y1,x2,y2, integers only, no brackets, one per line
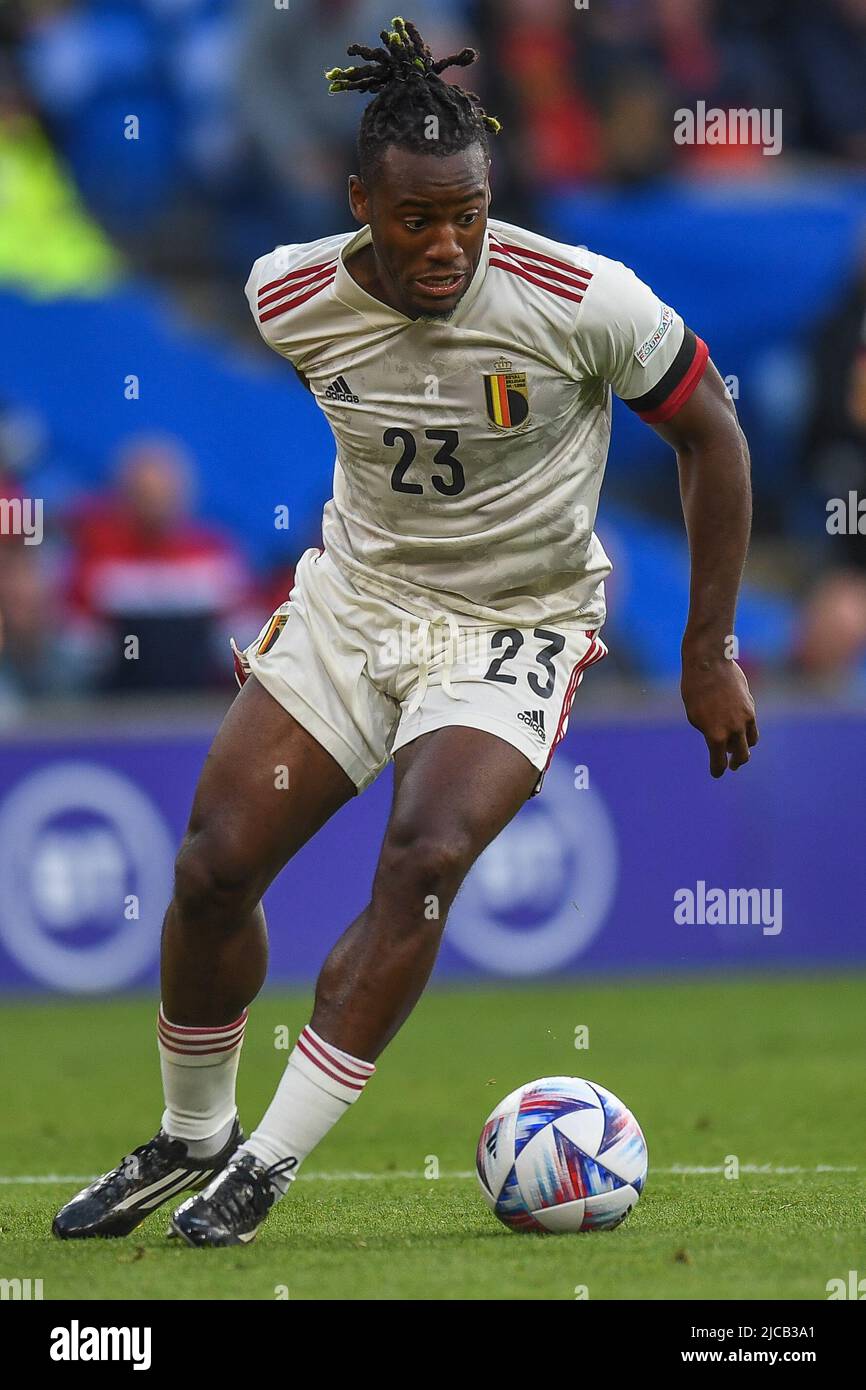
476,1076,648,1233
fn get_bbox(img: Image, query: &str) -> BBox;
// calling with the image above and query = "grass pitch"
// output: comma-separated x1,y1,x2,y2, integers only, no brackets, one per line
1,974,864,1300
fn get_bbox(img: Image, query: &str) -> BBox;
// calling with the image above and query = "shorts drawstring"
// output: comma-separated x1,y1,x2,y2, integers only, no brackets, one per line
404,613,464,716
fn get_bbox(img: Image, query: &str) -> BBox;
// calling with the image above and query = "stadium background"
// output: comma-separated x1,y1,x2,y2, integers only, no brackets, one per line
0,0,865,1305
1,0,864,995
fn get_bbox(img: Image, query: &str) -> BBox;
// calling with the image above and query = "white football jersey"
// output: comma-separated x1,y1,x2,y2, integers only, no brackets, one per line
246,218,708,628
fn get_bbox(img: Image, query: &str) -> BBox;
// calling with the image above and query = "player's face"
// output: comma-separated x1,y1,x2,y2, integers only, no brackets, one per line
349,145,490,319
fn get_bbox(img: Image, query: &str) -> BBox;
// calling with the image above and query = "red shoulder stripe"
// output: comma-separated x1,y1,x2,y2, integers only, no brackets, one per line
259,273,336,324
494,240,593,284
258,262,337,311
491,246,593,295
489,256,587,305
258,257,338,299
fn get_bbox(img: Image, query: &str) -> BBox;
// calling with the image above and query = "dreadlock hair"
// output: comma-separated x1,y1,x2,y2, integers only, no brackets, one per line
325,16,501,187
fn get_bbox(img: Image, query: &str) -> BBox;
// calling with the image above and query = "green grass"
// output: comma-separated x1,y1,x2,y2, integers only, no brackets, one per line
1,975,864,1300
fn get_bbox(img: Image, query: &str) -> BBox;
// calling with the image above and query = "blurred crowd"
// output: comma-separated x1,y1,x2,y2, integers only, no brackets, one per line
0,426,301,709
2,304,866,707
797,255,866,683
1,0,866,706
1,0,866,280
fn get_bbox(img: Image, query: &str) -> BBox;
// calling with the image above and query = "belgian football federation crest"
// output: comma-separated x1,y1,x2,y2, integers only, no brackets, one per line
483,357,530,430
257,612,289,655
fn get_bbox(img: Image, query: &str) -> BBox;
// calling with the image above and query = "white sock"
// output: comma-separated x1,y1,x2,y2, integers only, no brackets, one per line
240,1025,375,1193
157,1005,247,1158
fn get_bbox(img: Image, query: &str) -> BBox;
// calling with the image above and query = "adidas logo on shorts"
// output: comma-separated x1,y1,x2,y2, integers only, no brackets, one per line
324,375,360,403
518,708,546,741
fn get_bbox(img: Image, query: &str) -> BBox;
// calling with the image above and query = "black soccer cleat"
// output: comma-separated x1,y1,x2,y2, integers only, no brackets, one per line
169,1152,297,1247
51,1118,244,1240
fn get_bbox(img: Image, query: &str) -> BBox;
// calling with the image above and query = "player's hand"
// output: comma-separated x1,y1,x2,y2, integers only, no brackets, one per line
680,655,759,778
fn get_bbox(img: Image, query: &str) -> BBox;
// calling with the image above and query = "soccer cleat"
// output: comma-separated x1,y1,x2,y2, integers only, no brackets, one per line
169,1152,297,1247
51,1118,244,1240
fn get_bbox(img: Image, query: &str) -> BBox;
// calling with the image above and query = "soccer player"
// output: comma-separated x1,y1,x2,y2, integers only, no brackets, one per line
54,18,757,1246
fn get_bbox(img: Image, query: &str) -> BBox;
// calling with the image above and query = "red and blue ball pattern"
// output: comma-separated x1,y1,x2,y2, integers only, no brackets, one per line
476,1077,647,1233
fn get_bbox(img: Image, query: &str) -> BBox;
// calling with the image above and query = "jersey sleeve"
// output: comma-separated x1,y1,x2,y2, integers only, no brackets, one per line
245,246,300,361
573,255,709,423
246,242,340,366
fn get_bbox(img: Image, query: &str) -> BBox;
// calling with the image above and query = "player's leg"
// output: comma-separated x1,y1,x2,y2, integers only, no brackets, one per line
169,621,606,1245
304,622,605,1056
169,725,537,1246
161,673,354,1027
155,672,355,1146
53,676,355,1239
310,724,537,1056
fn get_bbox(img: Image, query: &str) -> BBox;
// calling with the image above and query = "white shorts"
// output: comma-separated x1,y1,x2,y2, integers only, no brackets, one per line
236,547,607,796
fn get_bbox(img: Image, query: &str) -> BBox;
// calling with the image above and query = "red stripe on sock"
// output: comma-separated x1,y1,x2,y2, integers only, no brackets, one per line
158,1009,247,1037
301,1027,374,1081
158,1023,245,1047
295,1036,366,1091
158,1010,246,1056
158,1035,245,1057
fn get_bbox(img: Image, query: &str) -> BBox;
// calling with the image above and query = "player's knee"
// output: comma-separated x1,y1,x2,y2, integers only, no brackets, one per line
173,831,261,926
374,824,475,905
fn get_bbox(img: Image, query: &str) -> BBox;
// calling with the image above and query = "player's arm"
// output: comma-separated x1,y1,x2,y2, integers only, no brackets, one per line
574,255,759,778
651,361,758,778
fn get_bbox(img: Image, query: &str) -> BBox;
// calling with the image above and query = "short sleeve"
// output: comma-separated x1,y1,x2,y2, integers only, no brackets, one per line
245,245,301,360
573,256,709,423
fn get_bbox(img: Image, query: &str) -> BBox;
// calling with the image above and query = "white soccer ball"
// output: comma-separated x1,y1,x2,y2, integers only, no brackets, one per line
476,1076,647,1233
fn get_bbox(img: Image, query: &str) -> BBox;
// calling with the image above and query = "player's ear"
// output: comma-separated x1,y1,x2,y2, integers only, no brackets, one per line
348,175,369,226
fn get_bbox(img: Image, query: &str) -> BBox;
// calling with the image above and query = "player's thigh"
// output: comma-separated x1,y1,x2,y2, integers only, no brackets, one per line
386,724,537,869
183,674,355,891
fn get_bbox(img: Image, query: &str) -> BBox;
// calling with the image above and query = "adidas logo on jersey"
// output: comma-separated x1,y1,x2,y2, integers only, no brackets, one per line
518,709,546,741
324,375,360,403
